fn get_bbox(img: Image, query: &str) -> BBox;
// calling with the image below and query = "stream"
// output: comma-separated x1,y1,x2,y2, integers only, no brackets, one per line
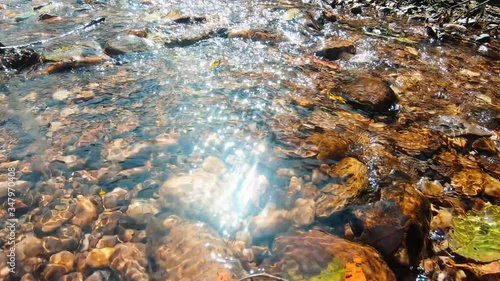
0,0,499,281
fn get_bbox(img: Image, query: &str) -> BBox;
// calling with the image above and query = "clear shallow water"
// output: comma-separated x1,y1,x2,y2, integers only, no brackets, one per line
1,0,499,280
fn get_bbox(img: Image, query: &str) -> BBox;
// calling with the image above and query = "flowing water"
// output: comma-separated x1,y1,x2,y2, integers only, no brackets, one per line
1,0,499,280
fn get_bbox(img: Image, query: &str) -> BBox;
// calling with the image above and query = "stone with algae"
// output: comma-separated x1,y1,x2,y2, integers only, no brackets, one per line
449,205,500,262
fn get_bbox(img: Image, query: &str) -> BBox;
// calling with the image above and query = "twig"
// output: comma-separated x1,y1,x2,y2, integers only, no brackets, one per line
0,17,106,50
237,273,290,281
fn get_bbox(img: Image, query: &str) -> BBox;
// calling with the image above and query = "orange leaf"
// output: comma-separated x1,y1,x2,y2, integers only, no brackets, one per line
216,271,231,281
345,257,367,281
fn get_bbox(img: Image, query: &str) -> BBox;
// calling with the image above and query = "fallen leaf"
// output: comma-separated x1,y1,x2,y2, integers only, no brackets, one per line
449,205,500,262
99,188,106,201
216,271,231,281
448,259,500,277
345,256,367,281
404,46,418,56
210,59,222,70
394,37,417,44
328,94,346,103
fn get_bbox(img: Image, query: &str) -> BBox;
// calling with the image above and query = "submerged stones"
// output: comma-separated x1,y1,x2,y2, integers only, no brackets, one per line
260,229,396,281
451,168,500,198
314,71,398,116
110,243,149,281
227,29,281,43
71,195,98,228
35,209,73,234
104,35,156,55
249,207,292,240
86,247,115,268
315,157,369,218
147,216,246,280
158,156,252,230
1,1,498,281
305,132,350,161
0,47,40,70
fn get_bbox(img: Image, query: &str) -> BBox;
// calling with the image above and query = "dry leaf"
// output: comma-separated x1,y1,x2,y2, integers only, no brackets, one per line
216,271,231,281
448,260,500,277
404,46,419,56
345,256,367,281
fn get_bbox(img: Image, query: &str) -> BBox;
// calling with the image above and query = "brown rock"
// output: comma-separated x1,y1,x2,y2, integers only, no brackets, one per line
249,207,291,240
286,176,302,207
110,243,149,281
41,236,74,255
103,188,128,209
119,229,135,243
316,157,369,218
393,128,443,156
96,235,118,249
126,199,159,223
314,38,355,61
147,216,246,280
86,247,115,268
35,209,73,234
71,195,98,228
49,251,75,271
311,165,329,184
305,132,350,161
41,225,81,254
127,29,148,38
94,210,123,235
15,235,43,262
471,137,498,154
41,263,68,281
59,272,84,281
0,252,10,280
451,168,500,197
20,274,37,281
430,209,453,231
74,252,87,273
76,90,95,101
260,229,396,281
342,77,397,114
289,198,315,227
379,183,431,265
227,29,280,43
291,97,316,109
329,157,369,189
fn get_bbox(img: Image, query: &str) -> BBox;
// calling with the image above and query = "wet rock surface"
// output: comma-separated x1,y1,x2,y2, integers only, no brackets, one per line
260,229,396,281
0,0,499,281
104,35,156,55
146,216,246,281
